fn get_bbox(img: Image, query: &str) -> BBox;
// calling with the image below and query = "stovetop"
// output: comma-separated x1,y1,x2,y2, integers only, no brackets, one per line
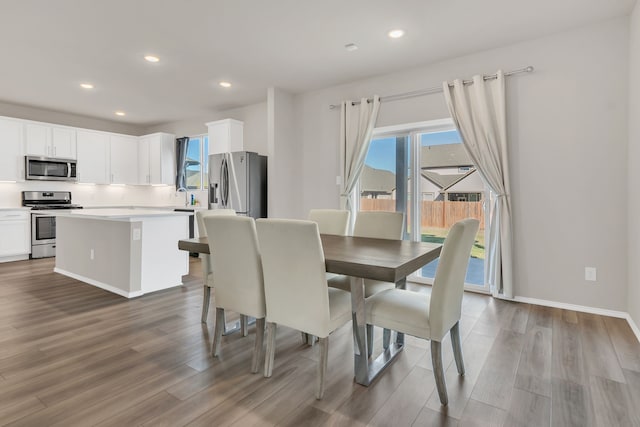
27,204,83,210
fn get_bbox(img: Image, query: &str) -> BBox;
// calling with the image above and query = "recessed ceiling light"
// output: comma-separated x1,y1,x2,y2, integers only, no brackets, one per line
80,83,94,89
344,43,358,52
388,29,405,39
144,55,160,63
115,111,126,116
219,81,232,88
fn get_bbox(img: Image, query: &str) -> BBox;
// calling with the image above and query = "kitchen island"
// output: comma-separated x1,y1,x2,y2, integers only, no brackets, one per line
54,209,191,298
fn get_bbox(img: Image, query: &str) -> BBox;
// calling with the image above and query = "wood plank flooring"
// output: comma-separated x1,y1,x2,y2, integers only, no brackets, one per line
1,257,640,426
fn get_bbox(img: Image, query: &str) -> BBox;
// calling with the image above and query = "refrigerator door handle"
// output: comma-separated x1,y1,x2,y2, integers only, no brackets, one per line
221,156,229,207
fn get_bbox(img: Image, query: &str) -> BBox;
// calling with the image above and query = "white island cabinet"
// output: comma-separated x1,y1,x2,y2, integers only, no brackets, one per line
54,209,190,298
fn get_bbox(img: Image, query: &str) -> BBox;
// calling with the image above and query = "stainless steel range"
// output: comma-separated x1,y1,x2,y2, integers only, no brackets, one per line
22,191,83,258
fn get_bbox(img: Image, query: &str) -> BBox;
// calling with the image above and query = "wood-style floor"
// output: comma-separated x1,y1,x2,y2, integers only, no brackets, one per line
1,257,640,426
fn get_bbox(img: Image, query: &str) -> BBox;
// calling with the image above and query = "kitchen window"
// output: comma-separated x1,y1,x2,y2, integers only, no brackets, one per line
186,135,209,190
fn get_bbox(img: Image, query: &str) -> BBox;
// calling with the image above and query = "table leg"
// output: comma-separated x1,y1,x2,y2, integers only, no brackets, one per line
350,276,369,384
351,275,406,386
222,315,256,336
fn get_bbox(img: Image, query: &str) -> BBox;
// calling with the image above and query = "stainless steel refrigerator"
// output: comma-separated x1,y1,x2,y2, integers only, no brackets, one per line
208,151,267,218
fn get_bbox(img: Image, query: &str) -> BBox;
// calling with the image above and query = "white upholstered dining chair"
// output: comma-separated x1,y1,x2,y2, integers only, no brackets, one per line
256,219,352,399
365,218,479,405
328,210,404,352
203,215,266,373
307,209,350,236
195,209,236,324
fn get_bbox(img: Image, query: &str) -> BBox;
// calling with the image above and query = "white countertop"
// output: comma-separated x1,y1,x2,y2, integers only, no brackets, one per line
52,208,192,221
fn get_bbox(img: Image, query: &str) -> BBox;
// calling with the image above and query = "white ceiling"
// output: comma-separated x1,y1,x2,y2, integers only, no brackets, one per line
0,0,635,126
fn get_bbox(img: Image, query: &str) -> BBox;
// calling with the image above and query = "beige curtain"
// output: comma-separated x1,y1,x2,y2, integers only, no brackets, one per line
442,71,514,298
339,95,381,226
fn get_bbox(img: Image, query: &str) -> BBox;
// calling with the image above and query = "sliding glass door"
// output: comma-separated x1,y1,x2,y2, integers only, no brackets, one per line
359,119,488,292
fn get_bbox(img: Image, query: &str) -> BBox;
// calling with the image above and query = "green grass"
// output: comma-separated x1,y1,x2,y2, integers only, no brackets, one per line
420,226,485,259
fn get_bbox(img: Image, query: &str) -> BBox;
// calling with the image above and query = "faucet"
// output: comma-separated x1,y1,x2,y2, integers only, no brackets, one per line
176,187,189,207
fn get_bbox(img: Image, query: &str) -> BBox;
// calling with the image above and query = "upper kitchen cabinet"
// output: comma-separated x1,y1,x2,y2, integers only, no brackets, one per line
206,119,243,155
24,123,77,159
109,134,138,185
138,132,175,185
76,130,110,184
0,117,24,181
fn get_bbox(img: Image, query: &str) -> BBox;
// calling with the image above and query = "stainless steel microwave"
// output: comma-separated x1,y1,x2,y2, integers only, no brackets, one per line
25,156,77,181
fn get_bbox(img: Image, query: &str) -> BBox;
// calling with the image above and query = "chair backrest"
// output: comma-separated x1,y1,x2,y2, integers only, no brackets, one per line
353,211,404,240
203,215,265,318
195,209,236,237
308,209,350,236
429,218,480,340
196,209,236,277
256,219,332,338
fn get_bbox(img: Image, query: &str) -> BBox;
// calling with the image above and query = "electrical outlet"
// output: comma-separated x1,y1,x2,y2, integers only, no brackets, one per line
585,267,597,282
90,249,94,260
132,228,141,241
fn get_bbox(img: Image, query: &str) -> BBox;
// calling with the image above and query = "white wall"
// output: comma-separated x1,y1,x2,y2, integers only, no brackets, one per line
0,100,145,135
268,88,302,218
295,17,630,312
0,180,182,208
628,4,640,327
145,102,268,155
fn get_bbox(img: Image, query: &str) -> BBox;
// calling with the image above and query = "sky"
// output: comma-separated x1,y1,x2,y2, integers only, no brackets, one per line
366,130,462,172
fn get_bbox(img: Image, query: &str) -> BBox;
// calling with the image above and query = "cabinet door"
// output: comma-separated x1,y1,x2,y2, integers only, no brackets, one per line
138,136,151,184
25,123,51,157
51,127,77,159
139,133,175,185
207,119,243,155
110,135,138,184
0,212,30,257
0,118,24,181
77,130,109,184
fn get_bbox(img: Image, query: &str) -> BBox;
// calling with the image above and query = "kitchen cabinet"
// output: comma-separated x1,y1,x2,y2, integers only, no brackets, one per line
138,132,175,185
0,210,30,261
24,123,76,159
109,135,138,184
206,119,243,155
76,130,110,184
0,118,24,181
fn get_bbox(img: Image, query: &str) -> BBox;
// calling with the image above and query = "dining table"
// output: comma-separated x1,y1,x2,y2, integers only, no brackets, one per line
178,233,442,386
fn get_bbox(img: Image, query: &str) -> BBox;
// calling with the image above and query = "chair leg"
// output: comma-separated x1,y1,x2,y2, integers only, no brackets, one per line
201,286,211,323
264,322,277,377
241,315,249,337
366,324,374,358
450,321,465,376
211,308,225,357
251,318,266,374
431,340,448,405
382,328,391,350
316,336,329,400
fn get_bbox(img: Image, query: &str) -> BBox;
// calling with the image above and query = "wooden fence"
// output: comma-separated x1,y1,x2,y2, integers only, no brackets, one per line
359,199,485,230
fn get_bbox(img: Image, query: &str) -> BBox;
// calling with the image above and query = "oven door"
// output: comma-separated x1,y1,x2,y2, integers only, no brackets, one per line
31,213,56,246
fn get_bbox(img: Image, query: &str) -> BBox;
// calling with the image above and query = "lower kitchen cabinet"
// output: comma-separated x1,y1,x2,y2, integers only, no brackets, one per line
0,210,30,262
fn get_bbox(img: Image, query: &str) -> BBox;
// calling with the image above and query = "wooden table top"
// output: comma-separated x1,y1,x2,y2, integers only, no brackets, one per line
179,234,442,283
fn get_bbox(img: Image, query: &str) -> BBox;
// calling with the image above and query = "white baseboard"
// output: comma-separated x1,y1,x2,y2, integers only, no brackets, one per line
0,254,30,263
625,313,640,344
512,295,640,343
54,268,143,299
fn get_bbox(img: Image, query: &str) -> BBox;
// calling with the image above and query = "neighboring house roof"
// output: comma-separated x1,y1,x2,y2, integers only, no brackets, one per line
421,143,473,169
421,169,477,191
360,165,396,194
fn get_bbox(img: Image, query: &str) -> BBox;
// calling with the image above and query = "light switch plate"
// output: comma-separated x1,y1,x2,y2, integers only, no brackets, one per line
585,267,597,282
132,228,141,241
